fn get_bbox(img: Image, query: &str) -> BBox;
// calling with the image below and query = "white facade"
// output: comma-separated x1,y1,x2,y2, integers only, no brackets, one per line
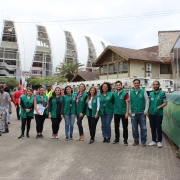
0,12,110,82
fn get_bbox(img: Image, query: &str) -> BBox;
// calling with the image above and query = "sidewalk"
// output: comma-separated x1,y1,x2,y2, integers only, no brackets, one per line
0,107,179,180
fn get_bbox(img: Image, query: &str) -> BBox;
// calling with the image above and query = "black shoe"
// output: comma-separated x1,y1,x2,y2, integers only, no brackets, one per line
113,139,119,144
70,135,73,140
8,122,10,124
2,129,9,133
66,137,69,141
40,134,44,139
36,135,39,139
18,135,25,139
106,137,110,143
124,140,128,146
26,134,30,138
89,139,94,144
103,137,107,143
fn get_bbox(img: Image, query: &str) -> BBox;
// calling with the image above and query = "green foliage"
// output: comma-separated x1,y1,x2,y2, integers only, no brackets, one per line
56,62,84,82
0,78,6,83
5,78,19,89
27,77,43,88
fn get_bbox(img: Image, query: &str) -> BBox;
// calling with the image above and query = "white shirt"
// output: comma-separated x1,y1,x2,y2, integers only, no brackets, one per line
88,97,100,111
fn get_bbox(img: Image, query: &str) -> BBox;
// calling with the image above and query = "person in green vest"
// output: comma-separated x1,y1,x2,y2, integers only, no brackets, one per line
18,88,34,139
46,85,53,98
75,83,87,141
85,87,100,144
99,82,114,143
129,79,149,147
148,81,167,148
62,86,76,141
113,80,129,145
48,87,63,139
34,87,48,139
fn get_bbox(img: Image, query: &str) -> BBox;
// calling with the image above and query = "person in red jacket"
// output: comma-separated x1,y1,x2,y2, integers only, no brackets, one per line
13,85,23,120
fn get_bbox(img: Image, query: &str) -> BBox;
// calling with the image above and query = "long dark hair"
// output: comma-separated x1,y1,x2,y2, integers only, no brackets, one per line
100,82,112,93
86,87,97,102
51,87,61,97
64,86,73,95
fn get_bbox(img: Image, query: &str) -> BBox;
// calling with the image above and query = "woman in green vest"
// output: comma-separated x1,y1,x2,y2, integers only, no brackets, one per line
18,88,34,139
48,87,63,139
99,82,114,143
85,87,100,144
75,83,87,141
34,87,48,139
62,86,76,140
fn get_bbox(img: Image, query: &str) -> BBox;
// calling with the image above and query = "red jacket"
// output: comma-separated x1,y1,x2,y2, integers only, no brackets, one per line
14,90,23,105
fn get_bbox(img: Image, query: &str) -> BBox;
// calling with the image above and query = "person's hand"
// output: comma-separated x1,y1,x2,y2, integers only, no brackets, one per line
144,112,147,116
125,113,128,119
9,109,12,114
95,113,98,119
61,115,64,119
129,113,132,117
48,113,51,119
79,113,83,117
25,109,30,113
36,111,40,115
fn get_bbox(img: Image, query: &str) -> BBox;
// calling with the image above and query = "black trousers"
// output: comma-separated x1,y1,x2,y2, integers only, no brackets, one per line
51,114,62,134
149,115,163,142
77,115,84,136
16,104,20,120
21,116,32,135
35,114,46,133
114,114,128,141
87,116,99,141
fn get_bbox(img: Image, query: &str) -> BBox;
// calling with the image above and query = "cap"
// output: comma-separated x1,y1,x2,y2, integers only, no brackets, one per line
0,84,4,88
18,85,22,89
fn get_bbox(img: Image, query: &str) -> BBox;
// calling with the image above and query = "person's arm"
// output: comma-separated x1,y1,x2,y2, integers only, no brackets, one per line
95,97,100,118
158,93,167,109
48,97,52,118
144,91,149,115
61,97,64,115
125,93,129,119
34,97,40,115
128,91,131,116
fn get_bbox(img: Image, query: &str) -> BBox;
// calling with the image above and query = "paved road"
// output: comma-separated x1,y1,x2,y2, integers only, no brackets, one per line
0,106,180,180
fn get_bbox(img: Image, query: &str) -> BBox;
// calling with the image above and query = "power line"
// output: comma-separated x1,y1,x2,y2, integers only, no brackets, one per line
0,9,180,24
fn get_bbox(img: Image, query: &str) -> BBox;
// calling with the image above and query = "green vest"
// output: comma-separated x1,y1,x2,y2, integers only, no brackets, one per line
50,96,63,118
130,88,145,114
36,94,48,115
85,96,99,117
63,94,76,115
20,95,34,118
75,92,87,115
99,91,114,115
149,90,165,116
46,90,53,98
114,90,127,115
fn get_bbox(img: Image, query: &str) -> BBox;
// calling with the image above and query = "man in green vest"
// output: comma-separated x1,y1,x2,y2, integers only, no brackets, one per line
113,80,129,146
46,85,53,98
129,79,149,147
148,81,167,148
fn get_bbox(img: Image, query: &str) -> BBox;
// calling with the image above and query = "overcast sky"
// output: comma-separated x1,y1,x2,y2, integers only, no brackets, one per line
1,0,180,49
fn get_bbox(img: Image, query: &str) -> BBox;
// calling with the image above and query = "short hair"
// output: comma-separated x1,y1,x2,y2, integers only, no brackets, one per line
64,85,73,95
153,81,160,85
133,79,140,83
115,80,122,86
100,82,112,93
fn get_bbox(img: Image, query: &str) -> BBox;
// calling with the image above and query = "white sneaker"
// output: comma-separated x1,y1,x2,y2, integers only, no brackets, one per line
148,141,156,146
157,142,162,148
56,134,59,139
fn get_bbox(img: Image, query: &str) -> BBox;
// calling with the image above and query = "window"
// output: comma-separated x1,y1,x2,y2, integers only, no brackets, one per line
160,64,172,74
119,62,128,73
100,65,107,75
109,64,114,74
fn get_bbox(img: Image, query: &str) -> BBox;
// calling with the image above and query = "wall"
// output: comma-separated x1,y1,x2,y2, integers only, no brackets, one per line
129,61,145,77
160,74,172,79
158,31,180,57
100,75,108,80
151,63,159,78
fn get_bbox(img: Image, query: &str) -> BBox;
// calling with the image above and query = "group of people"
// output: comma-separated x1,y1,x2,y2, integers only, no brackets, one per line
0,79,167,147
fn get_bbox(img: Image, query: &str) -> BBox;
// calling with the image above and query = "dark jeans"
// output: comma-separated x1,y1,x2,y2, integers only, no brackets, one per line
51,114,62,134
21,116,32,135
77,115,84,136
87,116,99,141
149,115,163,142
16,104,20,120
35,114,46,133
114,114,128,141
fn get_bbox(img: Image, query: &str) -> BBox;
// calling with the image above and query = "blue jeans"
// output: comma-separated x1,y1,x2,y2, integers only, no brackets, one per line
101,114,113,138
131,113,147,144
64,114,75,137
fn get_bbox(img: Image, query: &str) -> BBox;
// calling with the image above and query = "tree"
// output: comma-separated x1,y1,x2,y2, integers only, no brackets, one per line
0,78,6,83
27,77,43,89
5,78,19,90
56,62,84,82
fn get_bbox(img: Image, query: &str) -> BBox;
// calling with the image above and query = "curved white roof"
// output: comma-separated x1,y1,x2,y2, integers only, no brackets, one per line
1,12,110,74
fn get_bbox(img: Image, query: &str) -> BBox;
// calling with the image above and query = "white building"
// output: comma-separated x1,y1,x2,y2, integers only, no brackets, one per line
0,12,110,83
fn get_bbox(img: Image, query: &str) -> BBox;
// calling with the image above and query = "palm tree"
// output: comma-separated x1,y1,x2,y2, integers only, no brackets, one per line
56,62,84,82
